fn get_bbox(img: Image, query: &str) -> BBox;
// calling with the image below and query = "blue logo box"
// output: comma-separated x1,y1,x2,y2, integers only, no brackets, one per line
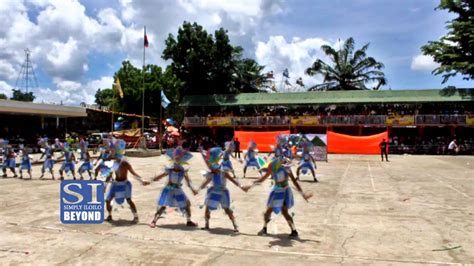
60,180,104,224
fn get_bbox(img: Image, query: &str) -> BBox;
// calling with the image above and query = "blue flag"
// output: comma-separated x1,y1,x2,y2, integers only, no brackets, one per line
283,68,290,78
161,91,170,108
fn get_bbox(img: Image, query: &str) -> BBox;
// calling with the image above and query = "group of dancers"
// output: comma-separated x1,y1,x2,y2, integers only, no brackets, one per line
1,134,317,237
0,137,104,180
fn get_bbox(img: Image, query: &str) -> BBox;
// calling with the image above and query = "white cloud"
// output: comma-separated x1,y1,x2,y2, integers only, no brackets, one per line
256,35,331,91
411,54,440,71
0,81,13,98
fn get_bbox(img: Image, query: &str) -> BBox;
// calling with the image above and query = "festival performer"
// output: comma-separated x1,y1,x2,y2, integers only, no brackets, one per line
220,141,241,180
18,145,33,179
296,141,318,182
94,141,113,180
266,135,287,160
78,136,88,160
58,143,77,180
105,139,147,223
243,157,312,238
78,150,94,180
243,140,262,178
1,140,17,178
195,147,246,232
39,137,56,180
147,146,198,228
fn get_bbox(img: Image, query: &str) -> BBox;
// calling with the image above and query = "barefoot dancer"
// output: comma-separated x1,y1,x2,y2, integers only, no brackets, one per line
243,140,261,178
58,143,77,180
18,145,33,179
221,141,241,180
105,139,147,223
243,157,312,238
195,147,247,232
147,147,198,228
296,141,317,182
78,150,93,180
1,140,17,178
39,138,55,180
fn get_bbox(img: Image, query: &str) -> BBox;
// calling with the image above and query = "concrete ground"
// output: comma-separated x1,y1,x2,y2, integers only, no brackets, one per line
0,154,473,265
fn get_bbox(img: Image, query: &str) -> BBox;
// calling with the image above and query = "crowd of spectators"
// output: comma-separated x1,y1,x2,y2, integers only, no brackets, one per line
185,103,473,118
389,135,473,155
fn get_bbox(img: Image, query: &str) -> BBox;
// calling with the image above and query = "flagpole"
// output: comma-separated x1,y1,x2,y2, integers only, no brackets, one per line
141,26,146,146
111,82,115,132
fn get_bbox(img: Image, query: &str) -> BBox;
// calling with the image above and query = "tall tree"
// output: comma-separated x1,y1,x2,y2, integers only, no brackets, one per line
10,89,35,102
163,22,263,95
0,93,7,100
232,58,269,92
421,0,474,83
305,37,386,91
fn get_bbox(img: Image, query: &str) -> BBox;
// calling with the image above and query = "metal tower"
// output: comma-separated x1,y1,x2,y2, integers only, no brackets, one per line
15,48,38,93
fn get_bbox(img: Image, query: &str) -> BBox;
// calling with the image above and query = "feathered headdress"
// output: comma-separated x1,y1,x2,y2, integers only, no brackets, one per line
206,147,223,170
248,140,257,149
165,146,193,165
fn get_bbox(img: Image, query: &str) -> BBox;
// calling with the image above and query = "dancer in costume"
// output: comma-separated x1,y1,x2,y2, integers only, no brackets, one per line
195,147,247,232
243,140,261,178
78,150,93,180
105,139,147,223
1,140,17,178
296,141,317,182
219,141,241,180
39,137,55,180
267,135,287,161
18,145,33,179
243,157,312,238
147,146,198,228
78,136,88,160
94,142,113,180
58,143,77,180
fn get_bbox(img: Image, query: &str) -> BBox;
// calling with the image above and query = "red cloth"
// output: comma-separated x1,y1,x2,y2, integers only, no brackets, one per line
234,130,290,152
327,131,388,154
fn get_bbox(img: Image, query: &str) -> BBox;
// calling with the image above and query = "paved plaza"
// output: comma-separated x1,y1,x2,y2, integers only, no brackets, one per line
0,154,473,264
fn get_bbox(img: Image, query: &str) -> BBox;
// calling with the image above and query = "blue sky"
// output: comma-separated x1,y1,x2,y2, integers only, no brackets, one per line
0,0,471,105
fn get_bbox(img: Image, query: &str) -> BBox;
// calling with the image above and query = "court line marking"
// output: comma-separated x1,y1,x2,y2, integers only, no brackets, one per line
323,162,351,225
367,162,385,229
428,174,473,200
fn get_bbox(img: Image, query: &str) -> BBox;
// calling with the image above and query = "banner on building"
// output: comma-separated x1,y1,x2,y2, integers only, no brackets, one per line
207,117,232,126
290,116,320,126
386,115,414,125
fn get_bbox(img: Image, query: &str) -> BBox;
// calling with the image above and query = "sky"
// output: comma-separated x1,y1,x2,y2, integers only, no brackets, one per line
0,0,472,105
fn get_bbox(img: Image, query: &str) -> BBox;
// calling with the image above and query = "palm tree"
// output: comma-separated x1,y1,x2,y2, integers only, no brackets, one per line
306,37,387,91
232,58,269,93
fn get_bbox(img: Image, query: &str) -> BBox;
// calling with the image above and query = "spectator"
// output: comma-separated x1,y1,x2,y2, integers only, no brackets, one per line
447,139,458,155
379,138,389,162
233,138,240,159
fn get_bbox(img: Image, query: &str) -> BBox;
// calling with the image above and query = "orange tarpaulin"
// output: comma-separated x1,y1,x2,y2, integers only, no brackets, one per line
327,131,388,154
235,130,290,153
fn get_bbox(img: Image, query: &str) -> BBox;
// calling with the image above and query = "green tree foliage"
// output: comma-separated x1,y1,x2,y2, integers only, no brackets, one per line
306,37,386,90
0,93,7,100
421,0,474,83
11,89,35,101
163,21,265,95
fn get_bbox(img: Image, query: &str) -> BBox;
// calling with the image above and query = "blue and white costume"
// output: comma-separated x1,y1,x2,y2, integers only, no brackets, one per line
245,149,259,168
157,166,189,212
221,150,234,171
60,151,75,174
2,149,16,169
299,152,315,173
78,159,93,174
107,179,132,204
42,146,55,170
267,166,294,214
20,154,32,171
204,170,231,210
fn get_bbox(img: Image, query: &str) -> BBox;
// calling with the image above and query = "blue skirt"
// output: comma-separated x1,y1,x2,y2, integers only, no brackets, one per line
205,187,230,210
60,161,75,173
245,158,259,168
267,185,294,214
299,161,315,174
20,161,32,171
106,180,132,204
43,159,54,170
157,184,188,212
221,160,233,171
3,158,16,169
78,161,93,173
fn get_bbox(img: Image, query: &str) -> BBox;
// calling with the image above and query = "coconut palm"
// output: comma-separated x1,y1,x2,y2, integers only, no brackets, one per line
306,37,387,91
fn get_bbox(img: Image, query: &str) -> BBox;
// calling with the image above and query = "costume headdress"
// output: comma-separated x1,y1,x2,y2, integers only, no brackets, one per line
224,141,234,151
165,146,193,165
248,140,257,149
206,147,223,170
